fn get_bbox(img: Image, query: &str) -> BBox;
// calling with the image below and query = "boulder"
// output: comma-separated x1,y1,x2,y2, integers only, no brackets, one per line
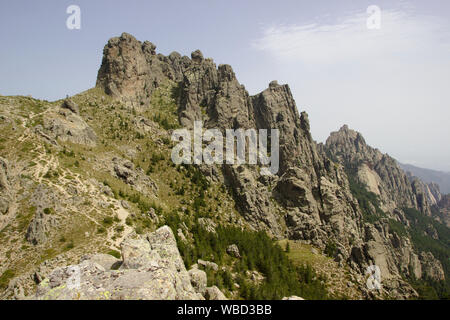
0,157,9,190
43,109,97,146
120,235,155,270
198,218,217,234
191,50,204,63
188,268,207,295
26,211,57,245
198,259,219,271
282,296,305,300
112,157,157,193
226,244,241,258
204,286,227,300
61,99,79,115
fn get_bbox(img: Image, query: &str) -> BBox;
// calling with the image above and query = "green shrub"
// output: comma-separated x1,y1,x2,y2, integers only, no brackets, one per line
347,174,385,222
102,217,113,225
403,207,450,299
135,226,143,235
388,219,408,237
324,241,337,258
65,242,74,250
107,250,121,259
43,171,52,179
97,227,106,234
43,208,54,215
0,269,15,289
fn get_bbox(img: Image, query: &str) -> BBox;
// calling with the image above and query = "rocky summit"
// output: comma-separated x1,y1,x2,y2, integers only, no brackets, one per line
0,33,449,300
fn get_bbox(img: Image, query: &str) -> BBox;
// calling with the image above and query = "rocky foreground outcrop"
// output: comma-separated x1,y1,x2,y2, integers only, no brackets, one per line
30,226,226,300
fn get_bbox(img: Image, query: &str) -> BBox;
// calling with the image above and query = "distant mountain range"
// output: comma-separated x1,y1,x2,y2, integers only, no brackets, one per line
399,163,450,194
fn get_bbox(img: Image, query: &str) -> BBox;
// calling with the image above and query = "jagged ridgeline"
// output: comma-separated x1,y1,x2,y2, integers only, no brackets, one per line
321,125,450,298
0,33,448,300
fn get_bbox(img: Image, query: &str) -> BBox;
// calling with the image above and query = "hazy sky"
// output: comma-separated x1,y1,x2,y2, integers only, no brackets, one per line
1,0,449,171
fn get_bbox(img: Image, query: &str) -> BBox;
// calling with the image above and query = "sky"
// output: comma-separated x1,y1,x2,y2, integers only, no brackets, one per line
1,0,449,171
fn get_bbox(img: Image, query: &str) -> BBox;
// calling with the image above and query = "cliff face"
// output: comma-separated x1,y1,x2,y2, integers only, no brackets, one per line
321,125,447,285
402,168,450,226
400,163,450,194
323,125,432,216
96,33,362,250
437,195,450,227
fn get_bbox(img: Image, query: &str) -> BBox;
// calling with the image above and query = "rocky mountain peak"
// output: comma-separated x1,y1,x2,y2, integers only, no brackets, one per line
324,125,432,216
339,125,366,143
96,33,192,107
191,50,204,63
269,80,279,88
326,125,369,159
217,64,236,82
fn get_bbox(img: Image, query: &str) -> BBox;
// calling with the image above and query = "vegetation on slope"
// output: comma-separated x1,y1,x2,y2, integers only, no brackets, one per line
347,174,385,223
346,169,450,299
0,86,336,299
164,211,328,300
402,207,450,299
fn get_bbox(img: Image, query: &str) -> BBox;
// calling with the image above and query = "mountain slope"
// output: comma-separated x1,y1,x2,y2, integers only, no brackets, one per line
322,125,450,298
400,163,450,194
0,33,449,300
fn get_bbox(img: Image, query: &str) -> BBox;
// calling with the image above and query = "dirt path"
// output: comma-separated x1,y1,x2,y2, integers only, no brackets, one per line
16,109,134,250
